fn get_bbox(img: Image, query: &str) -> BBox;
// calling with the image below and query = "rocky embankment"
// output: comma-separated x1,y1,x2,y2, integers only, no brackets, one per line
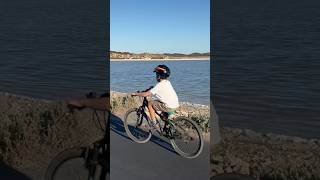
211,127,320,180
0,92,105,178
110,91,210,133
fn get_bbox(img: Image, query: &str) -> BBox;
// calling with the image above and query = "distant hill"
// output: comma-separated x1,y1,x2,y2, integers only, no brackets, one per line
110,51,210,60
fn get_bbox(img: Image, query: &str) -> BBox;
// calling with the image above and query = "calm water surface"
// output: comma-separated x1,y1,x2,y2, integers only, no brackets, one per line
0,0,107,100
111,60,210,105
214,0,320,138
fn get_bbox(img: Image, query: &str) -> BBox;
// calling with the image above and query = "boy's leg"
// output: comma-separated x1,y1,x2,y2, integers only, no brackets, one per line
147,100,161,131
147,100,156,121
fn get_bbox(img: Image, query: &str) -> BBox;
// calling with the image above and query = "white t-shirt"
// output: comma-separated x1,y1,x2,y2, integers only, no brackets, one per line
150,80,179,109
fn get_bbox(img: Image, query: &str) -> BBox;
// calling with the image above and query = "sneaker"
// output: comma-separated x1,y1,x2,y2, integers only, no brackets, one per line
150,120,161,132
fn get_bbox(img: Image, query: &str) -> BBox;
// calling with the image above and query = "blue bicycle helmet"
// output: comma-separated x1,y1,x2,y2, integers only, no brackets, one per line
153,64,170,80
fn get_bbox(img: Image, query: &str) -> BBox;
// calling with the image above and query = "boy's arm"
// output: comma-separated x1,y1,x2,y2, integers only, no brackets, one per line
131,91,152,97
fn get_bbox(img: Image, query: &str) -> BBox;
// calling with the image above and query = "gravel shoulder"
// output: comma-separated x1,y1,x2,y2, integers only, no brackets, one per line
211,127,320,180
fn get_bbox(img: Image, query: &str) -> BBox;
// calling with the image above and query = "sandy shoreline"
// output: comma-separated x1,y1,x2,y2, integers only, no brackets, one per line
110,57,210,61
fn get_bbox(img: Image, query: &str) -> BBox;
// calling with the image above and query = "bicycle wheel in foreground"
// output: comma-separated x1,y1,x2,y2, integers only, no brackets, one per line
45,148,105,180
170,116,204,158
124,108,152,143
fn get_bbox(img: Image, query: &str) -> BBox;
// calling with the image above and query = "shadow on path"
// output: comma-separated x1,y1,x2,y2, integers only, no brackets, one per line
110,114,177,155
0,162,31,180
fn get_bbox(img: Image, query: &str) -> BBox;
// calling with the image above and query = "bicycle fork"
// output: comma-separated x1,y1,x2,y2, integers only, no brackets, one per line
86,144,100,180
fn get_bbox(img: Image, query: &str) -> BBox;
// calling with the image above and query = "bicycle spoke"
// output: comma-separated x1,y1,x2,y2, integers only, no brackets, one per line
170,117,203,158
124,108,152,143
176,125,197,142
51,157,93,180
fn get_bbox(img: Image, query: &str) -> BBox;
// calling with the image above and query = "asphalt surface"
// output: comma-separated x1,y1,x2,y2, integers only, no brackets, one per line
0,162,31,180
110,114,210,180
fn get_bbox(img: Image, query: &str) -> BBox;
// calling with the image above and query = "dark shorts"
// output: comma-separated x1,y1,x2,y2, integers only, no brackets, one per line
150,100,175,112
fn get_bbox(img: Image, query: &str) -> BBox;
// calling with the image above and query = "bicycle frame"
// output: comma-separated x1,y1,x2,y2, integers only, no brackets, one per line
85,109,110,180
137,96,172,136
45,93,110,180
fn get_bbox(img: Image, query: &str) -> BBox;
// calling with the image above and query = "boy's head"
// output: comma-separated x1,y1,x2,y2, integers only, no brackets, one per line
153,64,170,82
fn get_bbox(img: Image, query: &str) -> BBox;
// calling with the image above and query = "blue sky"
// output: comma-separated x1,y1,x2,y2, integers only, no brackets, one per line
110,0,210,54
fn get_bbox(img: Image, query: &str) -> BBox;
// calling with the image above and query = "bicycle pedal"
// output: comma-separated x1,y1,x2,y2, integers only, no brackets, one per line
163,133,172,139
143,124,152,130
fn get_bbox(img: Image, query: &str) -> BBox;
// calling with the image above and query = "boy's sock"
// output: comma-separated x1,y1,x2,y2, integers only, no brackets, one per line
150,118,157,126
150,118,161,131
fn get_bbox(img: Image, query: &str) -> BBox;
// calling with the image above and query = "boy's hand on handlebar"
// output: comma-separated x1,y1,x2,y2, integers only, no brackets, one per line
131,89,152,97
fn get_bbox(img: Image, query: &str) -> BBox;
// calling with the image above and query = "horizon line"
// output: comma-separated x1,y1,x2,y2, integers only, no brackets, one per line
110,50,210,54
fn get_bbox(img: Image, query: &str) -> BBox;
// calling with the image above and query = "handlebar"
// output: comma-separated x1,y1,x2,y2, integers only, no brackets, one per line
134,86,154,94
131,86,153,97
68,92,109,111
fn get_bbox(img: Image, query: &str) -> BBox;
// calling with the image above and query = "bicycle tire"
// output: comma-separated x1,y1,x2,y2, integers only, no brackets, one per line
45,148,104,180
124,108,152,143
170,116,204,158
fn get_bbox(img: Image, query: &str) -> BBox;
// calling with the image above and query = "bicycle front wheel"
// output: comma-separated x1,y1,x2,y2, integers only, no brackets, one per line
170,116,204,159
45,148,106,180
124,108,152,143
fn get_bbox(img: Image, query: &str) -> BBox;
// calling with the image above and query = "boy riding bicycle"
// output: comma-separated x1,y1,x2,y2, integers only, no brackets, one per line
131,64,179,131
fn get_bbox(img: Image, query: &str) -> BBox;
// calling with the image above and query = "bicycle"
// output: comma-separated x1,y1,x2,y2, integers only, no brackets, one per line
123,87,204,159
45,92,110,180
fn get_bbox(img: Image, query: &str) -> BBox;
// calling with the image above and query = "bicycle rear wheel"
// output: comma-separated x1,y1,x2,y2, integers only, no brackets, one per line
124,108,152,143
45,148,106,180
170,116,204,158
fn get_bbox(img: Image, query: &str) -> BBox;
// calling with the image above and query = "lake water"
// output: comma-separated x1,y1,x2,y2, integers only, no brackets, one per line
214,0,320,138
111,60,210,105
0,0,107,100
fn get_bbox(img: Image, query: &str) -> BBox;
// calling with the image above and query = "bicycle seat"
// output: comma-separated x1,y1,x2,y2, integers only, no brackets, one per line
167,111,177,120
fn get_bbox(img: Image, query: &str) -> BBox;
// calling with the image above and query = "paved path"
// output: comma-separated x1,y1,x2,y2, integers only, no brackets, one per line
110,114,210,180
0,162,32,180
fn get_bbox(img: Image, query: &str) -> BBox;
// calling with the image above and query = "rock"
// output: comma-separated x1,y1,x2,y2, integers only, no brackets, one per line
212,164,224,174
243,129,256,137
264,133,278,141
212,155,224,163
230,128,243,136
225,167,233,173
239,162,250,175
216,126,320,179
308,139,318,147
292,137,308,144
